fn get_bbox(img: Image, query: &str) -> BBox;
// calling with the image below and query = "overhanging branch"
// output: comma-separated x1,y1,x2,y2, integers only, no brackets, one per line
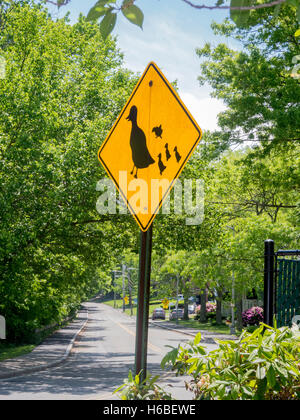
181,0,287,11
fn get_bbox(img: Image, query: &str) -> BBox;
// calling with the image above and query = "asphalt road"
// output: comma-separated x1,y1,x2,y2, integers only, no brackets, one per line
0,301,218,400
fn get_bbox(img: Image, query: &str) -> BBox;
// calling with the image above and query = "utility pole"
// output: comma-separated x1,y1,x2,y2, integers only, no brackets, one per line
127,267,137,317
122,264,126,312
112,270,116,308
112,269,122,309
176,273,179,326
227,225,236,335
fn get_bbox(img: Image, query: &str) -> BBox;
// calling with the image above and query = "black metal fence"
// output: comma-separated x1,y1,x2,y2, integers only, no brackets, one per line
264,240,300,327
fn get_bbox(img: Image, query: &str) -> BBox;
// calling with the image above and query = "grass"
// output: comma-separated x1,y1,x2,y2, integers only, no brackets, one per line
168,318,232,335
0,342,35,362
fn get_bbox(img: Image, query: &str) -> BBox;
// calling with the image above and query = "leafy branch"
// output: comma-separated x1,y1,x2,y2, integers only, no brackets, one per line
45,0,300,39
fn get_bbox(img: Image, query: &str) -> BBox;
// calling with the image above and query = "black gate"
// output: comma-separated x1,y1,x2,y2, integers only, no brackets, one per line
264,240,300,327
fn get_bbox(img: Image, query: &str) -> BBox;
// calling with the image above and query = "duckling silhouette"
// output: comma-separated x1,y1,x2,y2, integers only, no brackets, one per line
126,105,155,178
165,143,171,161
152,124,163,139
158,153,166,176
174,146,181,163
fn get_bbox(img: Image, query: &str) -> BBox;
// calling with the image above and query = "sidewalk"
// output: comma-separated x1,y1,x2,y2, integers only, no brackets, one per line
149,320,238,344
0,308,88,380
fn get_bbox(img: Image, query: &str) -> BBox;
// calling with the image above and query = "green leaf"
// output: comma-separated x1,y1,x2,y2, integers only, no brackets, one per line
121,4,144,29
230,0,253,28
254,377,267,400
87,1,111,21
161,348,178,369
256,364,266,380
297,5,300,24
266,365,276,387
100,11,117,40
194,332,202,345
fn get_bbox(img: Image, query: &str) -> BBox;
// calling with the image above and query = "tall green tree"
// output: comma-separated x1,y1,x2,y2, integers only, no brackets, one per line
197,4,300,155
0,0,138,341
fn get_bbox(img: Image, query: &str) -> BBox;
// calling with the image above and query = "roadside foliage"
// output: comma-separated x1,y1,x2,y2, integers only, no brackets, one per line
0,0,138,341
161,324,300,400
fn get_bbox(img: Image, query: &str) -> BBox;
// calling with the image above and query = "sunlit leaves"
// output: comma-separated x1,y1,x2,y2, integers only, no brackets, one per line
100,9,117,39
86,0,110,20
162,323,300,399
230,0,253,28
0,1,138,341
85,0,144,39
121,2,144,28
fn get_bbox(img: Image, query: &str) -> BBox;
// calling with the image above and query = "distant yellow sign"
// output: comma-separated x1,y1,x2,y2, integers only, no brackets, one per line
162,299,169,309
98,62,202,231
124,296,129,305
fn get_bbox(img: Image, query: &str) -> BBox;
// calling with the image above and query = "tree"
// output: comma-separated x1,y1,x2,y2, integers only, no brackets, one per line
160,251,195,320
0,0,138,341
196,5,300,155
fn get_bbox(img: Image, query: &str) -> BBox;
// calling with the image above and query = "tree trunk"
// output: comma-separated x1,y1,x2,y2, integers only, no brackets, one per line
216,289,223,325
199,288,207,322
236,295,243,331
216,299,222,324
183,296,189,320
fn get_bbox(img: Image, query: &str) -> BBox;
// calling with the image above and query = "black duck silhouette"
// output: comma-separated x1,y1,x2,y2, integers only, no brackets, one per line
174,146,182,163
126,105,155,178
158,153,166,176
165,143,171,161
152,124,163,139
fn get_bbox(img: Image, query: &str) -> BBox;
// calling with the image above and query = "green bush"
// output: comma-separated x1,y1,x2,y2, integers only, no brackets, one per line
161,323,300,400
114,370,173,400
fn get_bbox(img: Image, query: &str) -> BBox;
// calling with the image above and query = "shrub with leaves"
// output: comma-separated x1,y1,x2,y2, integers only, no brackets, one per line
114,370,173,400
161,323,300,400
242,307,264,327
195,302,217,320
195,302,217,314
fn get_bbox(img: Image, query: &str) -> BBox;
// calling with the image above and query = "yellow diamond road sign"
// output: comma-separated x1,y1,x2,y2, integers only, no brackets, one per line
162,299,169,309
98,62,202,232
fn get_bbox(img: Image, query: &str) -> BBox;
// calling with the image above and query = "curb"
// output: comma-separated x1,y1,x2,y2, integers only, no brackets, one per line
0,309,89,381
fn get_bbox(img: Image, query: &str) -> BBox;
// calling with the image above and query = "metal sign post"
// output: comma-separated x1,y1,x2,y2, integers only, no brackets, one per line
134,224,153,382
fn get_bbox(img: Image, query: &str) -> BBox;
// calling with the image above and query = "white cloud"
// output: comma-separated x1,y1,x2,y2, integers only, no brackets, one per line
180,91,226,132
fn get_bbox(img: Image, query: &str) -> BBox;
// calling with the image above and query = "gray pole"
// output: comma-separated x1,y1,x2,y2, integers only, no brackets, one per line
127,270,133,316
113,271,116,309
176,274,179,326
227,225,236,334
122,264,126,312
135,225,153,383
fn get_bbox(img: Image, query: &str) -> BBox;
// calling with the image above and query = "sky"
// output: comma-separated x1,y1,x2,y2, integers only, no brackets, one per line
46,0,236,132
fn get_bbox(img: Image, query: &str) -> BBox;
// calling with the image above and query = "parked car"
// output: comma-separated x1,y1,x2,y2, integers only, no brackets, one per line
170,308,184,320
152,308,166,320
